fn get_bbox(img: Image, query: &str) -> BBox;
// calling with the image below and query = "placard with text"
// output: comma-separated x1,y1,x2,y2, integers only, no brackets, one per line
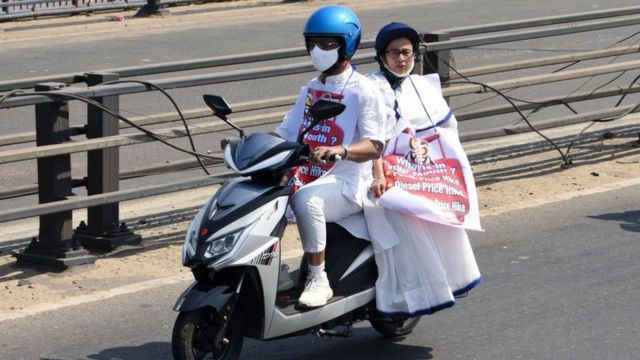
379,120,482,230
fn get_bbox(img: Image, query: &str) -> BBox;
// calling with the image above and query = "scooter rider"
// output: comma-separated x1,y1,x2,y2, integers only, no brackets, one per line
274,5,385,308
365,22,482,316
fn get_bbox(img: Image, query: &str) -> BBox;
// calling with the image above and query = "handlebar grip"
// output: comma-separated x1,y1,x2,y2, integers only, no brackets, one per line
329,154,342,162
292,144,311,166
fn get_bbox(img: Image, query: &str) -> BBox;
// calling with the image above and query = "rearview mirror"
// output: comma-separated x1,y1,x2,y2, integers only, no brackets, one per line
298,99,345,144
203,94,244,138
308,99,346,123
203,94,232,120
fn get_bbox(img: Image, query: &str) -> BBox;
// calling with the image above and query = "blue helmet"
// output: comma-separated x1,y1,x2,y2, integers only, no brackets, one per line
303,5,362,60
374,22,419,55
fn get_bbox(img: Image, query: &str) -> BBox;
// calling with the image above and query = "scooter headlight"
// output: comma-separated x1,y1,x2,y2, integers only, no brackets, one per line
204,228,245,260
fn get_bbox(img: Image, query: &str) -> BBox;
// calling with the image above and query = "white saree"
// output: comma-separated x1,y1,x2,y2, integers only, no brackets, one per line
364,72,482,316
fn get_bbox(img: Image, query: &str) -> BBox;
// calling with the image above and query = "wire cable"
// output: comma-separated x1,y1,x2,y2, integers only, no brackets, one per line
448,29,640,111
441,62,640,167
428,33,640,166
0,91,225,164
98,79,210,175
447,79,573,166
614,73,640,107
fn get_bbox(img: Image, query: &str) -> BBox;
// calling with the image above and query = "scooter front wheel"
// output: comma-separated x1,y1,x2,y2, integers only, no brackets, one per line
171,308,243,360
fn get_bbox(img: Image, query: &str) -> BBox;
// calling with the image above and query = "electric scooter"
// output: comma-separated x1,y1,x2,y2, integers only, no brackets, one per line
171,95,420,360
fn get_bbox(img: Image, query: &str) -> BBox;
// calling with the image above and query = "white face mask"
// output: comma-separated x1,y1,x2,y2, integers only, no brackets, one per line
310,46,339,72
382,59,415,79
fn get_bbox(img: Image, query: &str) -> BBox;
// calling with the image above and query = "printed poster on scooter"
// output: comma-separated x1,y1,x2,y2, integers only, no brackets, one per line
289,88,345,191
378,119,482,231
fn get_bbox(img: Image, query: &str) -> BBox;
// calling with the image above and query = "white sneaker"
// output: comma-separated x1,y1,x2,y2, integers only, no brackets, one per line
298,272,333,308
277,264,294,292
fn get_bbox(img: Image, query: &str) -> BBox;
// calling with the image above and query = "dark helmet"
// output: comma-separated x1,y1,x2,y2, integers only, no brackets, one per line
374,22,419,56
303,5,362,60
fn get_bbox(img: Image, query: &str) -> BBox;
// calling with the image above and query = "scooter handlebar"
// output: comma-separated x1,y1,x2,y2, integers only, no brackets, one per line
294,144,312,165
294,144,343,165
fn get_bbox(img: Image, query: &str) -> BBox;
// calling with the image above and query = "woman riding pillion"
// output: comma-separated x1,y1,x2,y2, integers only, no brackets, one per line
274,6,386,308
365,22,483,316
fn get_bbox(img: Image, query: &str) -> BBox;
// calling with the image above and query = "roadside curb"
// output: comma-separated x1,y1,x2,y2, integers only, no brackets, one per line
0,273,191,323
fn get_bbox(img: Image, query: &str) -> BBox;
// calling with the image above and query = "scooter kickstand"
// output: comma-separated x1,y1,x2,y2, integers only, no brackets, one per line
313,326,352,338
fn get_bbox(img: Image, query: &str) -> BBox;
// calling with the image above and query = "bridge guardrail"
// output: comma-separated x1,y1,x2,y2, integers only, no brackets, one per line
0,0,214,21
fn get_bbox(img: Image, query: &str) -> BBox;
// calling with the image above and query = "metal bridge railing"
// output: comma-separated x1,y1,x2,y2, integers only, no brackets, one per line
1,0,143,19
0,0,207,21
1,6,639,268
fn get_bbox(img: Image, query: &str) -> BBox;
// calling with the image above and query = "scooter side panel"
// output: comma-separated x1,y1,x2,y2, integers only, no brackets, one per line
216,196,289,338
209,196,288,269
206,180,290,235
230,235,281,328
174,283,233,312
243,241,283,339
264,288,375,339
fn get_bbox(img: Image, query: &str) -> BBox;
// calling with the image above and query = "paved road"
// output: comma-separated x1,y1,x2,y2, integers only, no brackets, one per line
2,181,639,359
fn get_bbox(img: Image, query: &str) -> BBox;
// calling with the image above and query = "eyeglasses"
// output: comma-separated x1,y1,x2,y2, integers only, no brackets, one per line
307,39,341,51
386,48,414,60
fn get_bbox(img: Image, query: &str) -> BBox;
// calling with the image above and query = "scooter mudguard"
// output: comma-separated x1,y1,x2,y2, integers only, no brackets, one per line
173,282,233,313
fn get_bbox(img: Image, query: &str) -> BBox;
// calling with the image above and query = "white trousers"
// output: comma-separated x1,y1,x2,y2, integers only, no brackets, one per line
291,175,362,253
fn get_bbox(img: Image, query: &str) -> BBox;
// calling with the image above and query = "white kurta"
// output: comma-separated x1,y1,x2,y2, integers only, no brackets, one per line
275,66,386,206
365,72,482,316
276,67,386,250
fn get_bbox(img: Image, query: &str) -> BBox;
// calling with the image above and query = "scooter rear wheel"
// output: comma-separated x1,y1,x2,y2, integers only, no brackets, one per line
171,308,243,360
369,316,421,338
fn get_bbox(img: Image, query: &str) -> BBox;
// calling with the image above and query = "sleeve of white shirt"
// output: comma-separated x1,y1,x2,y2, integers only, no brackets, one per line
274,86,307,142
356,78,386,145
382,97,396,141
423,73,443,96
443,114,458,130
365,72,396,141
418,74,458,130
